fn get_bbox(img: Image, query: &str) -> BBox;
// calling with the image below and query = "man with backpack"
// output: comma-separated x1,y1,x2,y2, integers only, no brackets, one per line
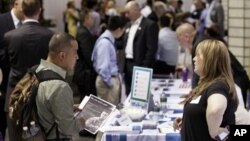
35,32,85,140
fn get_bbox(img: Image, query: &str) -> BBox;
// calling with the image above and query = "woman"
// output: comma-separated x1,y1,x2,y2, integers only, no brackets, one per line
65,0,79,37
174,39,238,141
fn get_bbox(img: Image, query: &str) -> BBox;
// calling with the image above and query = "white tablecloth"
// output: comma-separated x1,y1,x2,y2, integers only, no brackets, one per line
101,79,191,141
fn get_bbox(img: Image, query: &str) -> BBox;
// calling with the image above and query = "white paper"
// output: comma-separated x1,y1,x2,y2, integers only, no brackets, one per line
78,96,90,109
77,95,116,134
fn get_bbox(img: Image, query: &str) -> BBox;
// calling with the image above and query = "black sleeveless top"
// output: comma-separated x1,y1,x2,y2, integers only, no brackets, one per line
181,80,235,141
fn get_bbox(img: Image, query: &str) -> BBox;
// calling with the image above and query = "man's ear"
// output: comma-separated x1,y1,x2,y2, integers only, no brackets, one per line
58,51,66,61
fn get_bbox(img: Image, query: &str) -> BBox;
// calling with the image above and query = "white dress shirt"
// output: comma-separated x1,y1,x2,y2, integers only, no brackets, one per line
125,16,143,59
11,9,21,29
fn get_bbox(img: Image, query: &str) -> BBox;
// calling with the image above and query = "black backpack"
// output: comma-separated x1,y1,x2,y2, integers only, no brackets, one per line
9,65,64,140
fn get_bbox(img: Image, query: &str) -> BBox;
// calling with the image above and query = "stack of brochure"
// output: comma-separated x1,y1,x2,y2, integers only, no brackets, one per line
104,125,142,134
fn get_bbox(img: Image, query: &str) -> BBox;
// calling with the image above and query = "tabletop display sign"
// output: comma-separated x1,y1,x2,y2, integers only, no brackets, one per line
76,95,116,134
130,66,153,111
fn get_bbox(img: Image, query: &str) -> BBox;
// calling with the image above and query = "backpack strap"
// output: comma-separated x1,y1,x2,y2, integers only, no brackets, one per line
35,70,64,82
29,68,64,139
36,70,64,140
28,64,64,82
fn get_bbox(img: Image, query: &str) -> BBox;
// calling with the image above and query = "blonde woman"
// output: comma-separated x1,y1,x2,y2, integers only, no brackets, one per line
174,39,238,141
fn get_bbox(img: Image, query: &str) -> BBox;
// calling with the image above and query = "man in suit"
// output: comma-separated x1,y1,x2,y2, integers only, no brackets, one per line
74,9,97,100
0,0,23,139
123,1,159,95
3,0,53,140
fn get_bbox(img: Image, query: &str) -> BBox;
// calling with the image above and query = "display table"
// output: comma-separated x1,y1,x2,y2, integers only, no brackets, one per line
101,79,191,141
102,131,180,141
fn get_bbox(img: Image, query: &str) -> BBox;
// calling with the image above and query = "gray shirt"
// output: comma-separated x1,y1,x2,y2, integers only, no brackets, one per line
36,59,81,139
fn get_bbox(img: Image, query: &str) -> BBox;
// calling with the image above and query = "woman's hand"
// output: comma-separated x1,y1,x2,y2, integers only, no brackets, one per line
173,117,182,131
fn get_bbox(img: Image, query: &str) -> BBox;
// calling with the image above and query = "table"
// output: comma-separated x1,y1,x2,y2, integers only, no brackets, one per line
101,79,191,141
102,131,180,141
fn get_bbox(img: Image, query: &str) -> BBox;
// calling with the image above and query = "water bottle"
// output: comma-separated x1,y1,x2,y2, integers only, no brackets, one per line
182,67,188,82
30,121,40,136
160,93,167,113
22,126,31,139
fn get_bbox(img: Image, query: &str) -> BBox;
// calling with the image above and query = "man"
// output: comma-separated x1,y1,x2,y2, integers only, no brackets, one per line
3,0,53,140
73,9,96,100
0,0,23,138
205,0,224,36
155,13,179,75
123,1,158,95
92,16,124,106
36,32,85,140
176,23,250,105
86,0,101,37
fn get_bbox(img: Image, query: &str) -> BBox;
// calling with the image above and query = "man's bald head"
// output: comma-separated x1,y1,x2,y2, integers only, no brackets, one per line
124,1,141,21
176,23,195,37
125,1,140,11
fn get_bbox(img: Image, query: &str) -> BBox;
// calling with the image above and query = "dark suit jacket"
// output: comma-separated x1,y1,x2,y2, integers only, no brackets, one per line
4,21,53,111
124,17,159,67
76,25,96,68
73,25,97,96
0,12,15,95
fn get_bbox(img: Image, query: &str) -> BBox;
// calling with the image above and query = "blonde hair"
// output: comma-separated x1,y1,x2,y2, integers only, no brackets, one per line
176,23,196,38
193,39,238,111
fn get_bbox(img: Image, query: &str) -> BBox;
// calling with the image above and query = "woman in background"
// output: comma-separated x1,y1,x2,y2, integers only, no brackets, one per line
65,0,79,37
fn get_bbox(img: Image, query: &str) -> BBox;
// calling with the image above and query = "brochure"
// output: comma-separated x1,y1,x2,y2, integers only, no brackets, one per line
76,95,116,134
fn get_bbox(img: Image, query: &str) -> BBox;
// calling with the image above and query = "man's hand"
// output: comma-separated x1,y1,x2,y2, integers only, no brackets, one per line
73,104,81,112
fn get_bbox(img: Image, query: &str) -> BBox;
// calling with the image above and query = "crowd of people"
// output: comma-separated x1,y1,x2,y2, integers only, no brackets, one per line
0,0,250,141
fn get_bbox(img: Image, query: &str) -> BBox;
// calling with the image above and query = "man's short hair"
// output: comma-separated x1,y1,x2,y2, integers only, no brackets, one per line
49,32,75,54
86,0,97,9
22,0,41,17
160,13,173,28
107,16,124,31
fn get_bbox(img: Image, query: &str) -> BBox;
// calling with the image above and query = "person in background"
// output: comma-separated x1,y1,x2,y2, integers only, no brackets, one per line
36,32,85,140
92,15,124,141
176,0,183,13
148,1,167,23
105,0,118,17
154,13,179,75
92,15,124,106
73,9,97,100
174,39,238,141
141,0,153,18
205,0,224,37
65,0,79,37
86,0,101,37
123,1,158,95
4,0,53,140
0,0,23,138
